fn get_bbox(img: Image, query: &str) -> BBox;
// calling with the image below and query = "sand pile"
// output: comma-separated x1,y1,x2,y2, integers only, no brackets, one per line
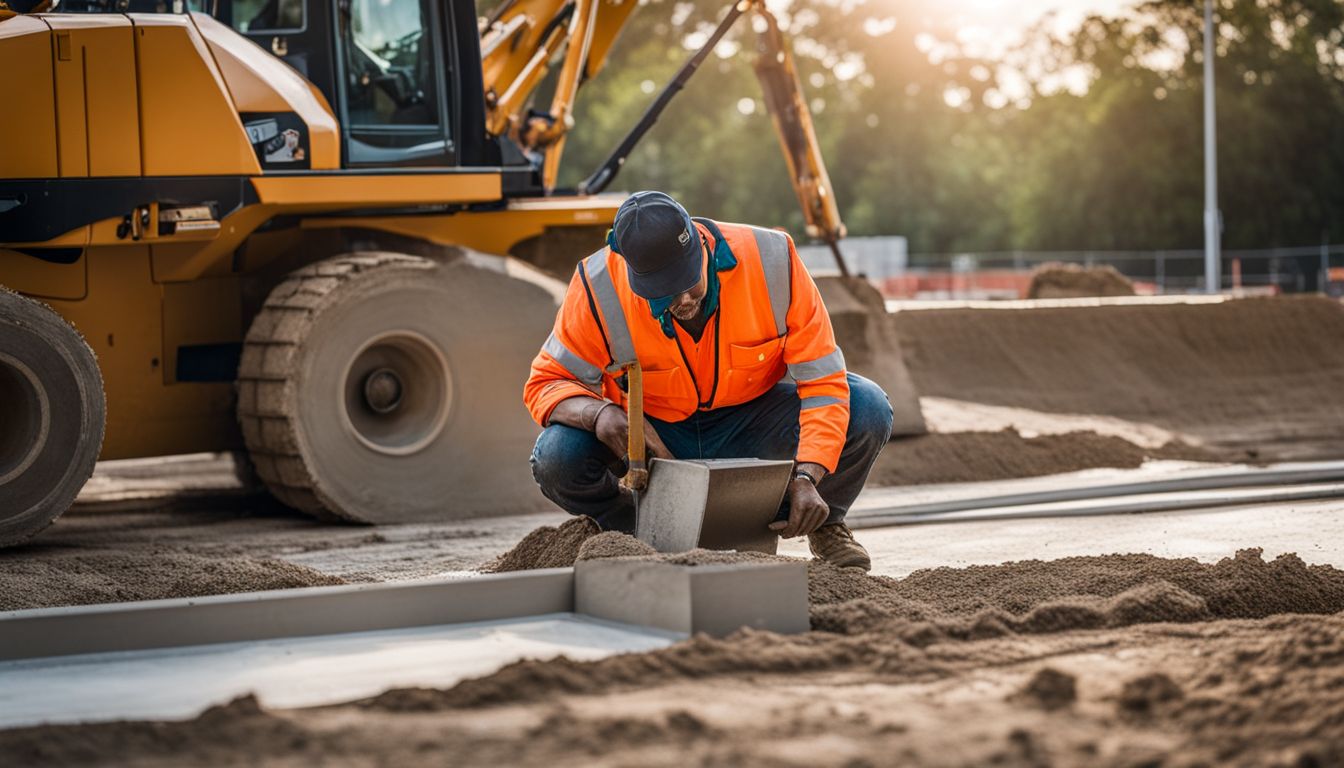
1025,262,1136,299
576,531,657,560
892,296,1344,460
866,428,1209,486
0,694,323,767
1162,613,1344,764
0,551,346,611
1011,667,1078,711
801,546,1344,624
482,516,601,572
808,547,1344,637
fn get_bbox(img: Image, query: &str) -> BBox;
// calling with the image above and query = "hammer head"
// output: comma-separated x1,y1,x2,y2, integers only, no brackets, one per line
634,458,794,554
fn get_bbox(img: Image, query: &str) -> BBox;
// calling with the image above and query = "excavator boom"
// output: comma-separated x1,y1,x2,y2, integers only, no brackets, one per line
483,0,850,273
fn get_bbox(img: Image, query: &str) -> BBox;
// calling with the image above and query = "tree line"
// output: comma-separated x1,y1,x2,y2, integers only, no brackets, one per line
552,0,1344,253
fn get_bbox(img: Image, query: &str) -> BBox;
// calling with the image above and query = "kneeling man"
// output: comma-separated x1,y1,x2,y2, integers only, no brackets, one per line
523,191,891,570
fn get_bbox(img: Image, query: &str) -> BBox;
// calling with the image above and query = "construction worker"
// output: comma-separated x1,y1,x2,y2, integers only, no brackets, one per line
524,191,892,570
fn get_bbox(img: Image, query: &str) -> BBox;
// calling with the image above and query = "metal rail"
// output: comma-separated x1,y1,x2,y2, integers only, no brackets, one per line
854,484,1344,532
849,461,1344,524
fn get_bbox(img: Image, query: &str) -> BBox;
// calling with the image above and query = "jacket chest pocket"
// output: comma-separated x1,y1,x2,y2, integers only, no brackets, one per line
721,337,785,402
640,365,698,413
729,337,785,370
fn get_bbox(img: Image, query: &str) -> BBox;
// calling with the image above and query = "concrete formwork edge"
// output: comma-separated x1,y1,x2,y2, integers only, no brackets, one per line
0,559,817,663
576,559,810,637
0,569,576,662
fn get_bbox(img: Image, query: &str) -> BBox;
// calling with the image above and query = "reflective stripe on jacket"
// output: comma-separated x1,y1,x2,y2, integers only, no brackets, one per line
523,219,850,471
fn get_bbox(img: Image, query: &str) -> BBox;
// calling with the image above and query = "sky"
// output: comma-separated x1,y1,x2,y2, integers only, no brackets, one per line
913,0,1142,57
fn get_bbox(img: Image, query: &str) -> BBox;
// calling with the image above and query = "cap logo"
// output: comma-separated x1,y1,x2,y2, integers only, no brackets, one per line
678,229,691,246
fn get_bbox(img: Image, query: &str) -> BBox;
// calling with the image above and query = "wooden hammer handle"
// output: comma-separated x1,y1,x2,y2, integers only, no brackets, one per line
622,362,648,491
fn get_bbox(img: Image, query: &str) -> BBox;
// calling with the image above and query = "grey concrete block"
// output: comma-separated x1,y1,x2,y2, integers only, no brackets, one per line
575,559,810,637
636,458,792,555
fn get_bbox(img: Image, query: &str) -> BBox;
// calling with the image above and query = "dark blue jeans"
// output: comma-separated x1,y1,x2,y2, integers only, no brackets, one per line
529,372,894,533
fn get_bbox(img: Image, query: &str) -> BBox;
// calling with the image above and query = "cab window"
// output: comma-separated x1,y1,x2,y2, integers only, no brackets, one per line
229,0,304,33
338,0,451,164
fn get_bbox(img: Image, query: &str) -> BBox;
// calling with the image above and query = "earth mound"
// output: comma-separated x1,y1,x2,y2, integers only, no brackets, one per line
483,516,600,572
1026,262,1136,299
892,296,1344,460
0,552,346,611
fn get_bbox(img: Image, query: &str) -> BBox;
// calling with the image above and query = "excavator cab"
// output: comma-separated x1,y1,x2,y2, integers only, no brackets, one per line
221,0,471,170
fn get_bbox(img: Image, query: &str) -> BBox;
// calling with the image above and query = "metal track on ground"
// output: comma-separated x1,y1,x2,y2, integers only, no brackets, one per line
851,482,1344,529
849,461,1344,525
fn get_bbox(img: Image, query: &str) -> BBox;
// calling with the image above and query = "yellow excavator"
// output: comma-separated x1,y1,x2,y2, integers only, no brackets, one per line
0,0,921,546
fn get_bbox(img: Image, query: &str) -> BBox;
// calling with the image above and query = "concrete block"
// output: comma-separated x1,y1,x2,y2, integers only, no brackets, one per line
575,558,809,637
636,458,792,555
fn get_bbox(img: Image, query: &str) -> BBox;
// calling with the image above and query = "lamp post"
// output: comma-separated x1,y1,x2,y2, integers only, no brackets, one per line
1203,0,1221,293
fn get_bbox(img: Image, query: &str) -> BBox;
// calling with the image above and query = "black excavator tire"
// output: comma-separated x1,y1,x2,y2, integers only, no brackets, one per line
237,250,562,524
0,288,106,546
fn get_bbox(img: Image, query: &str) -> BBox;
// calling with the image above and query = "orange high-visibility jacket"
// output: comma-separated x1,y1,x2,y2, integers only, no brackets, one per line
523,219,849,471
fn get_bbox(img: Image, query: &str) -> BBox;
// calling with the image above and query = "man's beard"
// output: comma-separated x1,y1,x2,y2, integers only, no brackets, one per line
671,300,702,321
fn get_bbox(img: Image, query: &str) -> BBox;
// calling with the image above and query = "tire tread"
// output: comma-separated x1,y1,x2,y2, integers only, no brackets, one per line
237,252,432,523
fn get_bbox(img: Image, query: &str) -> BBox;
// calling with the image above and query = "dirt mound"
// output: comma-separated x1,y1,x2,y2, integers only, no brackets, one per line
1166,613,1344,764
809,548,1344,636
489,525,770,573
1026,262,1136,299
892,296,1344,460
868,428,1209,485
0,551,346,611
1117,672,1183,717
0,695,303,766
483,516,600,572
576,532,656,561
1012,667,1077,710
364,627,898,712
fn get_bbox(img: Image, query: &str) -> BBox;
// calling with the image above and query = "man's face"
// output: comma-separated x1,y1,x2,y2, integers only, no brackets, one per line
667,239,710,321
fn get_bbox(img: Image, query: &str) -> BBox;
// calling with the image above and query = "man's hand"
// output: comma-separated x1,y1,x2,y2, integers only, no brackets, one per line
770,463,830,538
594,403,674,462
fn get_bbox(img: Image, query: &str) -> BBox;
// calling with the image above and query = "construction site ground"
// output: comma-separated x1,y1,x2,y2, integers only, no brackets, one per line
3,295,1344,766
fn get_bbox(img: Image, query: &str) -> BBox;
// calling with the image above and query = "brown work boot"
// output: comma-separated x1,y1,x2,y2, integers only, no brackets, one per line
808,522,871,571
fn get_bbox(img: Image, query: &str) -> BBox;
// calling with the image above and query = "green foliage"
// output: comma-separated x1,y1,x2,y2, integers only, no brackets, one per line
548,0,1344,251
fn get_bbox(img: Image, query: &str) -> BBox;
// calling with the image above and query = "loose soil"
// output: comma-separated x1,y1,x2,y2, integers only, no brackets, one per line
0,551,345,611
7,546,1343,767
868,428,1212,486
1026,262,1136,299
483,516,602,572
892,295,1344,461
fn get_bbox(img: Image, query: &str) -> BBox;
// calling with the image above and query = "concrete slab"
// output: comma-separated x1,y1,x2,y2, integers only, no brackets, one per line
0,614,678,728
575,559,809,637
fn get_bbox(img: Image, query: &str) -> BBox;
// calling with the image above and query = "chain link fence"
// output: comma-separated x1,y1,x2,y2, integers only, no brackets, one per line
800,239,1344,299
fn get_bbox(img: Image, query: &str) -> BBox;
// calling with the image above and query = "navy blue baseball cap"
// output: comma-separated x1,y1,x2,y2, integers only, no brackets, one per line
610,191,702,300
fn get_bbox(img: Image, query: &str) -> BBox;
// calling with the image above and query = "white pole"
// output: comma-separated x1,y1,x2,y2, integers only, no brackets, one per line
1203,0,1221,293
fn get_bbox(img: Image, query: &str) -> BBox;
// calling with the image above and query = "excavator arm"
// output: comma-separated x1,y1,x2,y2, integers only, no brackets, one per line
481,0,850,273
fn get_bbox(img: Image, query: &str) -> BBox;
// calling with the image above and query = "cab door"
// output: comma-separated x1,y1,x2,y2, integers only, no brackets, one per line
332,0,454,167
